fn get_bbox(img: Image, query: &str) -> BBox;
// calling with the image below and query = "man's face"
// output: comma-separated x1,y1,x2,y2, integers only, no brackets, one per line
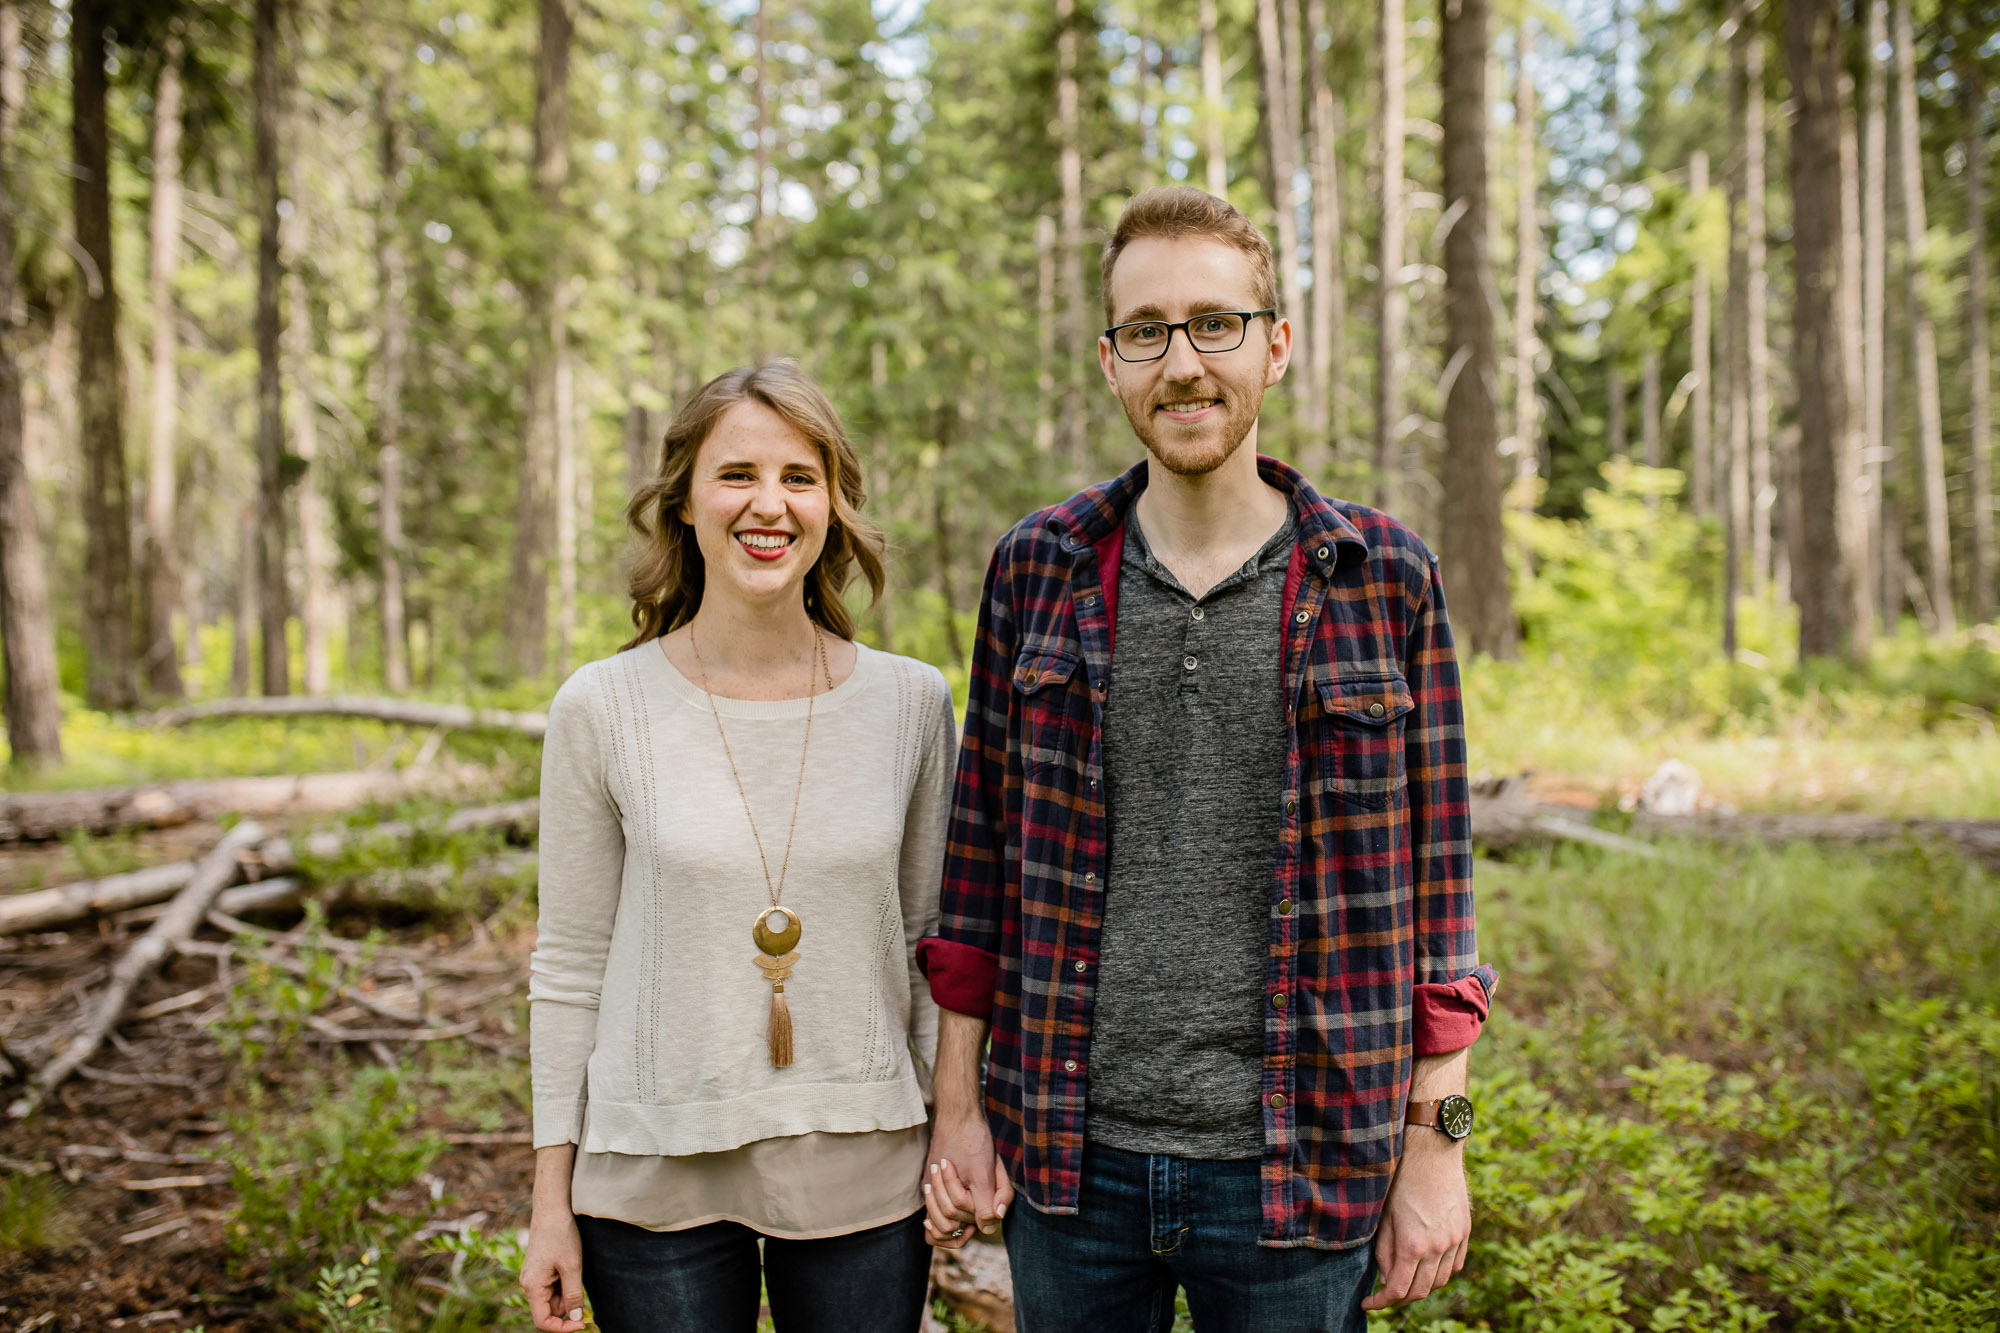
1099,236,1291,477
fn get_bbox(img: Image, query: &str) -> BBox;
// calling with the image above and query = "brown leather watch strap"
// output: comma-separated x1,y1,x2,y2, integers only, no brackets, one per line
1406,1099,1443,1128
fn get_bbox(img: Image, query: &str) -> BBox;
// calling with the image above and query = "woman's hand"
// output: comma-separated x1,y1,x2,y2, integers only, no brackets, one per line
520,1144,588,1332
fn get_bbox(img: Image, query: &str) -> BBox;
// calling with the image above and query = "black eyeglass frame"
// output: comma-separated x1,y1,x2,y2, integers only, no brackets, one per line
1101,308,1279,363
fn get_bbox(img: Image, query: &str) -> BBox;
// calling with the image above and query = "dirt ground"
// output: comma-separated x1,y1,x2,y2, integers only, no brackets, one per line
0,909,536,1332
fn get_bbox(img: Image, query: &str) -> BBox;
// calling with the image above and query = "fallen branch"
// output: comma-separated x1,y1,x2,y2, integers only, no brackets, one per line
0,767,479,843
0,798,539,936
305,1016,480,1044
930,1240,1015,1332
9,823,264,1119
141,695,548,738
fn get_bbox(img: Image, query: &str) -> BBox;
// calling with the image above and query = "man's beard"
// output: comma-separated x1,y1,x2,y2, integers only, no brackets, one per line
1118,376,1265,478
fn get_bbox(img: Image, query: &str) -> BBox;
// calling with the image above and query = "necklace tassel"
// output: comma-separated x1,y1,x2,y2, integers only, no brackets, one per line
768,983,794,1068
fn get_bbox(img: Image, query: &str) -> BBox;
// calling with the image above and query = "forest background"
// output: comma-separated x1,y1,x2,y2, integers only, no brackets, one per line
0,0,1996,1329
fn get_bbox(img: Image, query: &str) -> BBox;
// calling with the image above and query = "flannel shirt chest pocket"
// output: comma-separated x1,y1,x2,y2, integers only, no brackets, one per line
1012,649,1084,775
1303,668,1414,811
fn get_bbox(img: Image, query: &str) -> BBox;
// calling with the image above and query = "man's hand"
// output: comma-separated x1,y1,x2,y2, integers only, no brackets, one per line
923,1109,1013,1249
1361,1131,1470,1310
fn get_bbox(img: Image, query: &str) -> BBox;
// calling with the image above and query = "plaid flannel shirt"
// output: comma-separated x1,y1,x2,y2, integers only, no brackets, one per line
916,455,1498,1250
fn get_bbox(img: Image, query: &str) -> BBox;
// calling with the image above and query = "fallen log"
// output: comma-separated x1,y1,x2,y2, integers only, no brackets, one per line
8,822,265,1119
0,799,539,937
0,767,479,843
142,695,547,738
930,1240,1014,1332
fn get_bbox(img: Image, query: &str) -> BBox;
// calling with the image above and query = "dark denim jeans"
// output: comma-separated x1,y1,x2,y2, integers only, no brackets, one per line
1005,1142,1376,1333
575,1210,930,1333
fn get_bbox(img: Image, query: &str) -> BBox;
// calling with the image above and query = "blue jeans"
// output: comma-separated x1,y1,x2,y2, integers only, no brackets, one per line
1005,1143,1376,1333
575,1211,930,1333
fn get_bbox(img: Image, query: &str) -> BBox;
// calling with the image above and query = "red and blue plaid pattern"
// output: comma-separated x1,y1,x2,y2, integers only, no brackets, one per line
917,456,1497,1250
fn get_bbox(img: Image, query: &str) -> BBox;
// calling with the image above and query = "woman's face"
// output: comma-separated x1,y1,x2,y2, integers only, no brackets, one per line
682,399,834,615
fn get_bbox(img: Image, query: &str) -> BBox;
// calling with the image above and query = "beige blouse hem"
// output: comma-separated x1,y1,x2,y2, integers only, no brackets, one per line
572,1201,925,1242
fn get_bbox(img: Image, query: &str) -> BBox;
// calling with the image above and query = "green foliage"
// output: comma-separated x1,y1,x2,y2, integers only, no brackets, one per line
211,905,373,1068
221,1065,442,1282
310,1252,395,1333
0,1173,76,1255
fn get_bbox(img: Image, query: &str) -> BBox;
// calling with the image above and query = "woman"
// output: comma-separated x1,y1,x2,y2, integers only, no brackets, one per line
519,361,955,1333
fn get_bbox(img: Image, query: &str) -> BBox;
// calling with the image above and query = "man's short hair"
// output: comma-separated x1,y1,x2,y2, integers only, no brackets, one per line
1100,187,1279,325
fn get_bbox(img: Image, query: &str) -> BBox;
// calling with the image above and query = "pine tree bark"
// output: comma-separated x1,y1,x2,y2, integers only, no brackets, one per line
375,58,409,693
1837,68,1874,650
1641,347,1661,470
1513,25,1538,510
1374,0,1406,509
253,0,289,696
1201,0,1228,196
1305,0,1343,464
74,0,136,711
1744,21,1772,601
1863,0,1888,621
1689,149,1711,516
1892,0,1952,633
504,0,571,678
143,31,185,699
1255,0,1304,388
1785,0,1861,662
1056,0,1088,473
286,95,332,695
1724,8,1755,656
1607,354,1625,458
232,506,255,695
1034,212,1056,456
1438,0,1515,658
0,0,60,766
1967,61,1993,624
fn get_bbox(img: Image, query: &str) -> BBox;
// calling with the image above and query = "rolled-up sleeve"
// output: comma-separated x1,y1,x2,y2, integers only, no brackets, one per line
1402,551,1499,1057
917,539,1018,1020
527,665,626,1147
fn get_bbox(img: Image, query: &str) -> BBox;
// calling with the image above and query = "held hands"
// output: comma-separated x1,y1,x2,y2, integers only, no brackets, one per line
1361,1133,1470,1310
922,1112,1014,1249
519,1207,588,1332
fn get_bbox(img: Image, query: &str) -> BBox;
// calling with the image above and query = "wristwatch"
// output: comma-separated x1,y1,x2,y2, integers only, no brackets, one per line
1406,1094,1474,1141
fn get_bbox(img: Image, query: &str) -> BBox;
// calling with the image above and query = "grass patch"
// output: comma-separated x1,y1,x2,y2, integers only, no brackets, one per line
0,1173,77,1255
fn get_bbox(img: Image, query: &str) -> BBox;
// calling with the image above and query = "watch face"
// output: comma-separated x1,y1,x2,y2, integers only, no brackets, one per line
1437,1095,1474,1140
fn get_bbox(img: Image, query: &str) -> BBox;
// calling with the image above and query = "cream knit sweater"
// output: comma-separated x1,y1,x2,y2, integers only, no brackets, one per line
528,640,953,1155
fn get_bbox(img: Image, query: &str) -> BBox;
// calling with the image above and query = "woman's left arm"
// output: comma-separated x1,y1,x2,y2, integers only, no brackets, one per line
897,674,958,1097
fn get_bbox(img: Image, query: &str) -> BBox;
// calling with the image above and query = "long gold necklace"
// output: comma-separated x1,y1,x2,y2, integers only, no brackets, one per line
685,620,831,1069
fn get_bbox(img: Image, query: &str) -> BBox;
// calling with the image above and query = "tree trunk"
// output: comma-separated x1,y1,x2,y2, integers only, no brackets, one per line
1607,353,1625,458
232,506,255,695
1305,0,1342,465
504,0,571,678
1837,68,1874,649
143,31,185,700
624,401,650,496
1689,150,1710,516
1967,62,1993,624
932,403,965,671
1513,25,1538,511
74,0,136,712
554,284,576,677
0,0,60,767
1056,0,1088,474
1785,0,1861,662
1255,0,1303,394
1201,0,1228,196
1034,213,1056,455
1374,0,1406,510
1892,0,1952,634
1438,0,1515,659
253,0,289,696
1744,19,1772,603
1641,347,1661,478
375,60,409,693
1724,9,1754,657
1863,0,1888,622
286,96,332,695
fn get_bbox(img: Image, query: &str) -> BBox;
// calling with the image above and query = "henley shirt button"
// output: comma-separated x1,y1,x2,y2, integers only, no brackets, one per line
1065,1059,1078,1072
1278,898,1294,915
1191,606,1205,621
1269,1093,1287,1109
1183,655,1198,671
1368,702,1387,718
1293,610,1310,625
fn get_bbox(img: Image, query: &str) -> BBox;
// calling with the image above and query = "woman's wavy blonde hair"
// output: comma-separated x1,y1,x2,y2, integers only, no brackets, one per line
621,361,886,650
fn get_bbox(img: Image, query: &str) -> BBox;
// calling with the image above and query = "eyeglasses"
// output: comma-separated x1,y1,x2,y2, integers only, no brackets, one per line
1102,309,1277,363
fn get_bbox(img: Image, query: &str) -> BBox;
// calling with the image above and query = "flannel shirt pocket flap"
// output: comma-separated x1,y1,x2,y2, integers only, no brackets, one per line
1012,650,1080,696
1313,672,1415,726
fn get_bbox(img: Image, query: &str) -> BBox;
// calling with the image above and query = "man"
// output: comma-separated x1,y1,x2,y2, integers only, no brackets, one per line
915,187,1497,1332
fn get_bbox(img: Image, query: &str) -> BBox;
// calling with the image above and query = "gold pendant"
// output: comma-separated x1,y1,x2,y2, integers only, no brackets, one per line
753,905,802,957
753,907,801,1068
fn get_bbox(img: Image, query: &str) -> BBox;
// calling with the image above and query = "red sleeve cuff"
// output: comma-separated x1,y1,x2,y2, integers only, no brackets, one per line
1412,968,1495,1056
916,937,999,1020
